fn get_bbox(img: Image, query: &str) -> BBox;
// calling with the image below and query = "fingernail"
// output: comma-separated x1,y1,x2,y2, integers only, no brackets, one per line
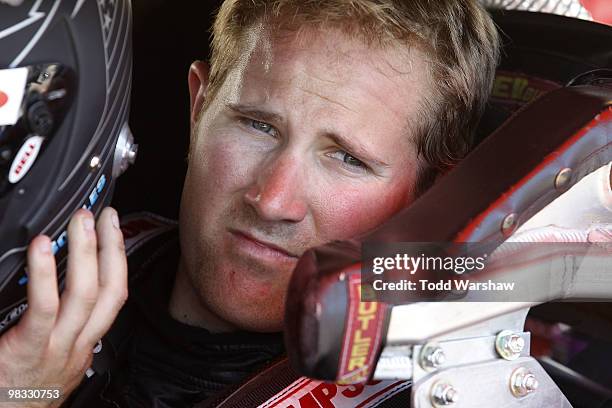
83,215,95,231
38,237,51,254
111,212,120,229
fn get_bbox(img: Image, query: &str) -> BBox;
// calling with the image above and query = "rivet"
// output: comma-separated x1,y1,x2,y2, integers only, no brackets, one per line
554,168,572,191
0,149,11,161
89,156,101,170
127,143,138,164
501,213,518,236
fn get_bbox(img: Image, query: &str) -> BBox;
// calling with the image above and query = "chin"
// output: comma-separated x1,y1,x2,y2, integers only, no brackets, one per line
183,228,292,333
217,292,286,333
193,264,287,333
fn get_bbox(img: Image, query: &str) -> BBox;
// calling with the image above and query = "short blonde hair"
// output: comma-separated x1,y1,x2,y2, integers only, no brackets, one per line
208,0,500,195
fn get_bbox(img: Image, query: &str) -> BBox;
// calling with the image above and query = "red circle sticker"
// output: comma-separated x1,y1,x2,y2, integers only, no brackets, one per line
0,91,8,108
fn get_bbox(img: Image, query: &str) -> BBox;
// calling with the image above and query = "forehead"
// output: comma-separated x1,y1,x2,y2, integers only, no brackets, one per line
220,25,430,140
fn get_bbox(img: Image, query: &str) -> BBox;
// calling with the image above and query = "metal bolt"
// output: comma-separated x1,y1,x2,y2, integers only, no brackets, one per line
0,148,11,162
431,382,459,406
510,367,538,398
420,343,446,371
495,330,525,360
113,123,137,177
127,143,138,165
509,336,525,353
501,213,518,236
89,155,101,170
37,71,50,83
554,168,572,191
524,374,539,391
429,348,446,366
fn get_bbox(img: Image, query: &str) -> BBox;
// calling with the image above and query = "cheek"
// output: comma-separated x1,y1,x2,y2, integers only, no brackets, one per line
191,136,257,197
315,181,411,240
182,141,246,236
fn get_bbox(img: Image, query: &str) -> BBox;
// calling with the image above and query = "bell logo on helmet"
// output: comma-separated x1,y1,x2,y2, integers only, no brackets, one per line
8,135,44,184
0,91,8,108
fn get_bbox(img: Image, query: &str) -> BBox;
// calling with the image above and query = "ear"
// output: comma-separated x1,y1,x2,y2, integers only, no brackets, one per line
188,60,211,128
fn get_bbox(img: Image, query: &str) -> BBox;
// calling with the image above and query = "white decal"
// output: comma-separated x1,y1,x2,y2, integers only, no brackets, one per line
71,0,87,18
97,0,116,45
10,0,62,68
9,135,44,184
0,303,27,331
0,67,27,126
0,0,45,40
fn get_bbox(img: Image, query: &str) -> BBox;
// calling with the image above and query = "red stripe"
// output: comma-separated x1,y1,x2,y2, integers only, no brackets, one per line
266,379,312,408
262,378,309,407
455,107,612,242
355,381,407,408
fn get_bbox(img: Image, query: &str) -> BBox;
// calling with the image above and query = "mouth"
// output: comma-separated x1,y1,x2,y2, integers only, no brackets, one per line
228,229,300,260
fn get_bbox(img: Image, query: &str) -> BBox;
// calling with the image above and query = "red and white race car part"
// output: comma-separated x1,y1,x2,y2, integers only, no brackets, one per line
257,378,409,408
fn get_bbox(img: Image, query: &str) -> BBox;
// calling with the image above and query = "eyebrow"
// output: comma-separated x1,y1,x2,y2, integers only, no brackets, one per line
227,103,390,168
325,132,390,168
227,103,283,125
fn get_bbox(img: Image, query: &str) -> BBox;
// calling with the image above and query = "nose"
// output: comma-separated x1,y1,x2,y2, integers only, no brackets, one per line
244,153,308,223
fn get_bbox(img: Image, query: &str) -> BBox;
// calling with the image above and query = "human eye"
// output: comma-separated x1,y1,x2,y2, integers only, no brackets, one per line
327,150,369,174
249,119,278,137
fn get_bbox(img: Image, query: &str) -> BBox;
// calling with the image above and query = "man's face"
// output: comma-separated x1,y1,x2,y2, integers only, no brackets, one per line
179,27,429,332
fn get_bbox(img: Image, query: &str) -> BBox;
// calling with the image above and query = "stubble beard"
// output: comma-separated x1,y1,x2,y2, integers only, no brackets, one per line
182,220,290,332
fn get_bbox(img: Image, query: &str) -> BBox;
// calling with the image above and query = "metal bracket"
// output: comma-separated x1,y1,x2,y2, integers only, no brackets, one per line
412,357,572,407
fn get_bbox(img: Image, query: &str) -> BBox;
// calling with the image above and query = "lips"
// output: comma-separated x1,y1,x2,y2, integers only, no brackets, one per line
229,229,299,259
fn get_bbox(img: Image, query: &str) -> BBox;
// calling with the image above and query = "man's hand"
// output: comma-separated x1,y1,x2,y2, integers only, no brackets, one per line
0,207,128,407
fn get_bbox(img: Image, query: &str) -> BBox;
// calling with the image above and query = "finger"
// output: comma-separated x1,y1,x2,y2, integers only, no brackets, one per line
78,207,128,346
52,210,99,352
16,235,59,350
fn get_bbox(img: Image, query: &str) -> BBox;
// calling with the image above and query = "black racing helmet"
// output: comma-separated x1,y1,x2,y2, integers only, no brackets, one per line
0,0,135,333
